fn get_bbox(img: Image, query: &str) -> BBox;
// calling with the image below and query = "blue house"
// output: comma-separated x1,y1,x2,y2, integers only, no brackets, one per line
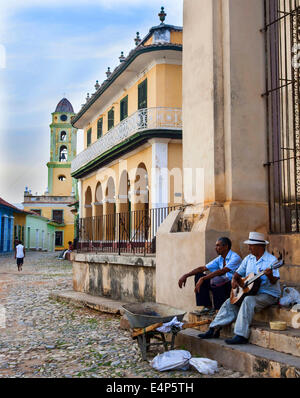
0,197,21,254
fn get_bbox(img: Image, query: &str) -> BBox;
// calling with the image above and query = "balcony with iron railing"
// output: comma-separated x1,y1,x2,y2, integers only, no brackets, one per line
71,107,182,175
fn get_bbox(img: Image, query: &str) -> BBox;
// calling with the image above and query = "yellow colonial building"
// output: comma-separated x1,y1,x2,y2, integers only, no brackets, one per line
71,9,183,253
23,98,78,250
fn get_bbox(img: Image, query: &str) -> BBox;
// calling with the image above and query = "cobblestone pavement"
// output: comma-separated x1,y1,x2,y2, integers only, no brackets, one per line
0,252,248,378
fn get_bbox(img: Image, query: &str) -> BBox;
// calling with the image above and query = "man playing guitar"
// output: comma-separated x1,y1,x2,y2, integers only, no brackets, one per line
198,232,281,344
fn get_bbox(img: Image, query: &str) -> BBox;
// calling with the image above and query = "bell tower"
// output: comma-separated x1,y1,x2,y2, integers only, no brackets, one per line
47,98,77,196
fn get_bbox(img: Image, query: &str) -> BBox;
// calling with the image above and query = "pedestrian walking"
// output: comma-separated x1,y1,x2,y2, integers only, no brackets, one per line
14,240,25,271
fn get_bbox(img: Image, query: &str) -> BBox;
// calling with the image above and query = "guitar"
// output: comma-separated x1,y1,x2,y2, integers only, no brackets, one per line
230,259,284,306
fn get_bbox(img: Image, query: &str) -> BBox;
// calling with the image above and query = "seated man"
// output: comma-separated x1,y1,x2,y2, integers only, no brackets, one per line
59,241,74,260
198,232,281,344
178,237,242,315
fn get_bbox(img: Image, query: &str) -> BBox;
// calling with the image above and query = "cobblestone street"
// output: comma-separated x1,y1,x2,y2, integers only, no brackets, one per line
0,252,246,378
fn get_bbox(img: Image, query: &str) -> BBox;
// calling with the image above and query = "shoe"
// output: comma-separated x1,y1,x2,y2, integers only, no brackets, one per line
213,327,221,338
198,327,215,339
225,335,248,345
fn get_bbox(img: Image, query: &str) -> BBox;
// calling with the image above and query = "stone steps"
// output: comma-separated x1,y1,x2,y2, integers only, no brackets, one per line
186,310,300,377
218,322,300,358
175,328,300,377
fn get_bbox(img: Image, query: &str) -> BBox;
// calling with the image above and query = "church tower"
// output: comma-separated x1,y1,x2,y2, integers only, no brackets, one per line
47,98,77,196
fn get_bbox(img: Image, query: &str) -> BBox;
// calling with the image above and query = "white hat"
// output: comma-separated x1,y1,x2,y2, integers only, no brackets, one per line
243,232,269,245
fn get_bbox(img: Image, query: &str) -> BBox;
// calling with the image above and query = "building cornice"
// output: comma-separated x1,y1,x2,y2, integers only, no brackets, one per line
72,44,182,127
71,129,182,179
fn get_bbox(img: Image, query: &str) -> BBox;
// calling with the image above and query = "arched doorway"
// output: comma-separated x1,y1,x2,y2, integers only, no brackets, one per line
119,170,131,242
83,186,92,241
94,182,103,241
104,177,116,241
133,163,150,246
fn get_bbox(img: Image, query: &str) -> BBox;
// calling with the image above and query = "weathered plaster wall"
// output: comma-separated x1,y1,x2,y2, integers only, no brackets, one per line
72,253,156,302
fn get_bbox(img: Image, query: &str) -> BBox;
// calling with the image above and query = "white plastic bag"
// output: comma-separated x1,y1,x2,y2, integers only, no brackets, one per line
150,350,191,372
279,287,300,307
156,317,184,333
189,358,218,375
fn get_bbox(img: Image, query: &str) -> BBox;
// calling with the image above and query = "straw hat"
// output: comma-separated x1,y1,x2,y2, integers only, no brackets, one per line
243,232,269,245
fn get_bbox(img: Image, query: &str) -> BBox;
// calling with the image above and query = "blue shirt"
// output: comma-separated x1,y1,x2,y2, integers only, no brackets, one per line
236,251,281,298
206,250,242,280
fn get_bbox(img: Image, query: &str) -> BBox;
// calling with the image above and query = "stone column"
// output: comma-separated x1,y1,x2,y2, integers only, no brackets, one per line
156,0,268,312
182,0,268,253
78,180,82,218
150,138,169,209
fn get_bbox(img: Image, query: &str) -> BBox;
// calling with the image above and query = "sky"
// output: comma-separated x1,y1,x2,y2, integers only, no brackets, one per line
0,0,183,204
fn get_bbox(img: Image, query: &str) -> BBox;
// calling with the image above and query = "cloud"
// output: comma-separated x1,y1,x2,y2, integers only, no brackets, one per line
0,0,183,202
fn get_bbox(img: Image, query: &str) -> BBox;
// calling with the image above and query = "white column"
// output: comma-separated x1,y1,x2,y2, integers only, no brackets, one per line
150,138,169,209
78,180,82,218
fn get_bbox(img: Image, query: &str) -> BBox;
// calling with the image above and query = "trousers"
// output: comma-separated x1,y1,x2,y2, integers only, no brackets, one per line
195,273,231,310
210,293,278,338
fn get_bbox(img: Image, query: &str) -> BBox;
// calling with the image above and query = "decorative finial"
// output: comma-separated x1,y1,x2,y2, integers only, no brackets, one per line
94,80,100,90
134,32,141,46
158,6,166,24
106,67,112,78
86,93,90,102
119,51,125,63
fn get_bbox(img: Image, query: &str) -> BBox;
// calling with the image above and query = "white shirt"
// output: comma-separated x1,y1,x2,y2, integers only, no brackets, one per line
16,244,24,258
236,251,281,298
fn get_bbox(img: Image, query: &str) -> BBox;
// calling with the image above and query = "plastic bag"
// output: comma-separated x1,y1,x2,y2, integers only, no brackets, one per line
150,350,191,372
189,358,218,375
279,287,300,307
156,317,184,333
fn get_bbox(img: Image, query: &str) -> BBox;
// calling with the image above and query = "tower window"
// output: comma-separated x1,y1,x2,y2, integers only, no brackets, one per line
59,146,68,162
58,175,66,181
60,131,67,141
60,115,67,122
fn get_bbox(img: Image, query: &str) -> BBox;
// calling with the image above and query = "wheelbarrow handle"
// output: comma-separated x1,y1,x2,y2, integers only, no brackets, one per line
131,319,211,338
132,322,164,338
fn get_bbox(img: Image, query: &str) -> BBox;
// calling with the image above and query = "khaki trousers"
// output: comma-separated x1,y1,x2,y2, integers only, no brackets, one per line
210,294,278,339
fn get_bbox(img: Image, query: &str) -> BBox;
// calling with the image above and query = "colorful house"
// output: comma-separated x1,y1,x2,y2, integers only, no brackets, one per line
25,213,57,252
23,98,78,250
0,197,20,253
71,8,183,253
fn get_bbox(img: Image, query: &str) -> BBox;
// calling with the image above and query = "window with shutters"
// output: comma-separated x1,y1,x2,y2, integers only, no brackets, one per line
138,79,147,109
97,118,103,139
87,128,92,147
108,108,114,131
120,96,128,121
52,210,63,224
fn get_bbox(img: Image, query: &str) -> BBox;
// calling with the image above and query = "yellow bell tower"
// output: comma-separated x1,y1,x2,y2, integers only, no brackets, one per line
47,98,77,196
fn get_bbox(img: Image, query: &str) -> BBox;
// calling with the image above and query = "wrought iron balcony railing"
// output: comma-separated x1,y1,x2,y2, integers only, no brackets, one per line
71,107,182,174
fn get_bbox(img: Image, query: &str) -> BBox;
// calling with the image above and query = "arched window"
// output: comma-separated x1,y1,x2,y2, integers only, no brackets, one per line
58,175,66,181
60,131,67,141
59,146,68,162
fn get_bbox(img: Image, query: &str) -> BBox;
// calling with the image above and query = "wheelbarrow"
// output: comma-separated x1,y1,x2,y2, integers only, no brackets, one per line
122,302,210,361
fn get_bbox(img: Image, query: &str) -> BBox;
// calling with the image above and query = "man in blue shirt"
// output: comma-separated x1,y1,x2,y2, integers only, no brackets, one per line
198,232,281,344
178,237,242,315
